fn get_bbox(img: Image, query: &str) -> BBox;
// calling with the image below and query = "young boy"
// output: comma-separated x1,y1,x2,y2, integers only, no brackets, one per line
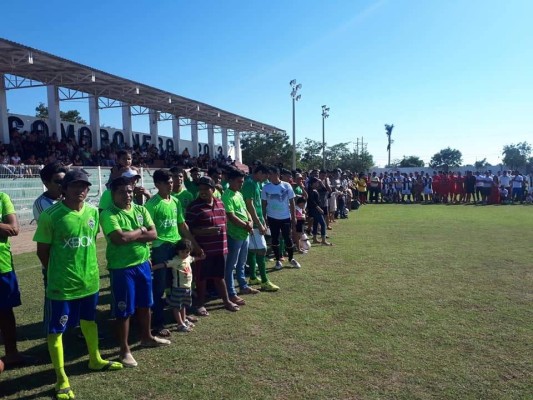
157,239,203,332
294,197,307,253
108,150,139,184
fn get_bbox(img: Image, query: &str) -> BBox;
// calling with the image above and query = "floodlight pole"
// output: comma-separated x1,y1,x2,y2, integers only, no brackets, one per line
321,105,330,170
290,79,302,170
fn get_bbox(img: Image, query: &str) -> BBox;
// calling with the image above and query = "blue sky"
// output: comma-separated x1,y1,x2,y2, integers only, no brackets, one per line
2,0,532,166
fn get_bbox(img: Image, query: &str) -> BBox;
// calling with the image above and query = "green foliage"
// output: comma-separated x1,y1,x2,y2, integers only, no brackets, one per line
398,155,424,167
35,102,87,124
502,142,531,170
241,131,294,167
429,147,463,170
298,138,374,172
474,158,488,170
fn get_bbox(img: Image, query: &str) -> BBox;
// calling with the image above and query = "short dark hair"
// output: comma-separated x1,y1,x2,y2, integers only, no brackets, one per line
280,168,292,176
39,162,67,183
152,169,171,184
253,165,269,175
296,197,306,205
227,168,245,181
169,166,184,175
207,167,222,177
116,150,131,159
110,177,132,192
268,166,280,175
175,238,193,253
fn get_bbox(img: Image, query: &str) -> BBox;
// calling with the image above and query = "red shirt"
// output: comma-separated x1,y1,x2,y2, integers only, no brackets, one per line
186,197,228,256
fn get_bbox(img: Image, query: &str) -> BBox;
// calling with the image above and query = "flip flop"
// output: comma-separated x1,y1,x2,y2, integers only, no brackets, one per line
230,296,246,306
151,328,171,338
89,360,123,372
186,315,199,323
55,387,75,400
224,303,240,312
195,307,210,317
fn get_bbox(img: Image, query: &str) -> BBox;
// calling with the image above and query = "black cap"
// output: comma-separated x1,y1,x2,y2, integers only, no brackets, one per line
62,169,91,187
197,176,215,188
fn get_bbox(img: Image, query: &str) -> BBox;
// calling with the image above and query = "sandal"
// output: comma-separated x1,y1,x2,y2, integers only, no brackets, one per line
151,328,171,338
55,387,75,400
224,302,240,312
195,307,210,317
229,296,246,306
186,315,199,323
321,241,333,246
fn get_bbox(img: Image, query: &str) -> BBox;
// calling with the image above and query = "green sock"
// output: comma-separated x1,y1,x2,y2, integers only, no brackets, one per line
280,238,286,256
257,255,268,283
47,333,74,399
80,320,122,371
247,252,257,279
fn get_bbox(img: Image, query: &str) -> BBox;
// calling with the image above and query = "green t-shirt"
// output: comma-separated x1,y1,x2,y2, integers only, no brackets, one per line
171,188,194,210
100,204,154,269
145,194,184,247
99,189,113,211
33,202,100,300
0,192,15,273
222,189,249,240
184,180,199,199
241,179,264,227
293,185,303,197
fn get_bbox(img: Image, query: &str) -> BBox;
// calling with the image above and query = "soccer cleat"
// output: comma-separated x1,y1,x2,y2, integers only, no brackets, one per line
290,259,301,269
274,261,283,270
261,281,280,292
248,277,262,285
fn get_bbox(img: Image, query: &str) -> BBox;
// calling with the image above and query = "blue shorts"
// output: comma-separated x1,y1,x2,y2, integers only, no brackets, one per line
0,270,22,309
110,261,153,318
44,292,99,334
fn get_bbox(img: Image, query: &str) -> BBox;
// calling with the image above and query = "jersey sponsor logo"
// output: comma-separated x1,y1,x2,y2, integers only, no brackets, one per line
160,219,177,228
59,315,69,327
117,301,127,312
63,236,93,248
88,218,96,230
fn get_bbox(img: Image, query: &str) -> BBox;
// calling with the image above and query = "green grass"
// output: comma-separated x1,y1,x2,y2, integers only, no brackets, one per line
1,204,532,399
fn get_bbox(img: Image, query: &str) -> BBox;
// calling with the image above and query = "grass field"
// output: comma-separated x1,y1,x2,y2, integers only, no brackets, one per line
1,204,532,399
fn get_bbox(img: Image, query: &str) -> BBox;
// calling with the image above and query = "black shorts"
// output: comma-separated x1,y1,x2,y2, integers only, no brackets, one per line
193,254,225,281
296,220,304,233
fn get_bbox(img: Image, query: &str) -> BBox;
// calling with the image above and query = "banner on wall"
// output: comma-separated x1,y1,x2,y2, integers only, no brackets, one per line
6,113,227,157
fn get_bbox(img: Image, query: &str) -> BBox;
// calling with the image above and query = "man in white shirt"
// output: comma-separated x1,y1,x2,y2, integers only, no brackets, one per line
261,166,301,270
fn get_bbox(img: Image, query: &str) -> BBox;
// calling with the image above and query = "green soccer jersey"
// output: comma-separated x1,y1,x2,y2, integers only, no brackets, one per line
0,192,15,274
171,188,194,210
222,188,249,240
99,189,113,211
145,194,184,247
33,202,100,300
241,179,264,227
184,180,199,199
100,204,154,269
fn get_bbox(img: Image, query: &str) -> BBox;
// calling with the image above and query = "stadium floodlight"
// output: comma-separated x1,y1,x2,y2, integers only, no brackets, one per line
91,72,96,82
135,87,140,95
322,105,330,169
28,52,33,64
168,97,172,104
290,79,302,170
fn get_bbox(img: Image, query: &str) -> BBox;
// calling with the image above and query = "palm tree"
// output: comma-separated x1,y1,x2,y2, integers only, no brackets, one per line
385,124,394,167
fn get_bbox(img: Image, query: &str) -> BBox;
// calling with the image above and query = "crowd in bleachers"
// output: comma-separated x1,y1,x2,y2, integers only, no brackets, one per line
0,128,234,178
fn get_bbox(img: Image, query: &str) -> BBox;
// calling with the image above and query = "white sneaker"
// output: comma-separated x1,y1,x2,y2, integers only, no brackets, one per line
290,259,301,269
274,261,283,270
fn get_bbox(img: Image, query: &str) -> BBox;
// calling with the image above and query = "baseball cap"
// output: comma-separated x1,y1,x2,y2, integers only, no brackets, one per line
197,176,215,188
62,169,91,187
121,169,141,179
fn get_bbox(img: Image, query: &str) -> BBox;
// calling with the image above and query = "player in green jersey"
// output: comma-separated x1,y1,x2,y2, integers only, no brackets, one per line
100,177,170,368
0,192,34,371
242,165,280,291
34,170,122,400
145,169,202,337
169,167,195,209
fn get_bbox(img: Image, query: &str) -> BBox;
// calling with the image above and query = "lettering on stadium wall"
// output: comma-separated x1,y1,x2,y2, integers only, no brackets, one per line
7,114,213,155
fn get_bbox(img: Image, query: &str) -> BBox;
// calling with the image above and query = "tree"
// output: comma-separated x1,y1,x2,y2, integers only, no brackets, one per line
385,124,394,167
502,142,531,170
35,102,87,124
474,158,488,170
241,131,294,167
298,138,323,170
398,155,424,168
429,147,462,171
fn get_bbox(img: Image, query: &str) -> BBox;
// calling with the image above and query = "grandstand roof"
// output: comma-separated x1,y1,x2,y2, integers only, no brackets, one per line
0,38,284,134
